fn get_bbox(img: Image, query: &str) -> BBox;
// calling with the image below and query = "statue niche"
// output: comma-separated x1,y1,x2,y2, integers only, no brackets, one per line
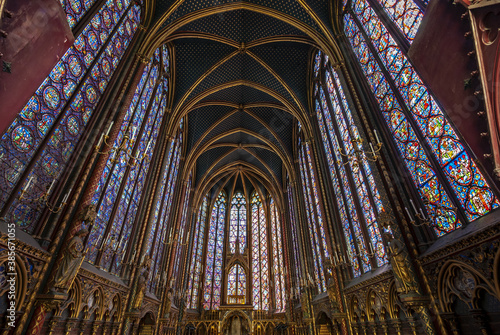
223,314,249,335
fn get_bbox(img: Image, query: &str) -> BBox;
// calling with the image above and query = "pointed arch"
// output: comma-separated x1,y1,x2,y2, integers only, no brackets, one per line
203,190,227,310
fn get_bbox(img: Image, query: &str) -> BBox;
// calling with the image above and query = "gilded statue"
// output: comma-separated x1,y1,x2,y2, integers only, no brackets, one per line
383,232,416,294
324,260,339,312
133,256,151,310
52,228,89,292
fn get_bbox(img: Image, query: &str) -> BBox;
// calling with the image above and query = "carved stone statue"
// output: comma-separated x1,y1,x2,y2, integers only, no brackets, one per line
133,256,151,310
52,228,89,292
77,204,97,225
383,232,416,294
164,287,173,317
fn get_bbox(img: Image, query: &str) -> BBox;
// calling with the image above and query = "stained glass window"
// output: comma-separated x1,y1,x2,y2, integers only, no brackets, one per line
203,191,226,310
251,191,270,310
59,0,101,29
172,174,192,279
313,51,388,277
84,46,170,275
229,191,247,254
188,195,209,308
344,0,499,235
147,117,182,293
298,139,327,290
287,186,302,284
227,264,246,304
375,0,424,42
0,0,141,234
270,198,285,312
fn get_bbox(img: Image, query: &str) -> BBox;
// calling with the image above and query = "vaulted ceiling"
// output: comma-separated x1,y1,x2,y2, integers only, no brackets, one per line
141,0,343,201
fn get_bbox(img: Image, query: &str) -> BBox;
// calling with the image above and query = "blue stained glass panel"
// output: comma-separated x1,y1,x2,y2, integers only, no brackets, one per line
60,0,99,29
203,191,226,310
270,199,285,312
3,2,141,233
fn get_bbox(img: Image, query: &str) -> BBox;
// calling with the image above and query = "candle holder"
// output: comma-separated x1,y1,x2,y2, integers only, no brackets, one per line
405,199,457,229
339,130,383,165
95,121,115,155
95,123,153,167
165,230,189,246
331,244,380,269
17,177,71,214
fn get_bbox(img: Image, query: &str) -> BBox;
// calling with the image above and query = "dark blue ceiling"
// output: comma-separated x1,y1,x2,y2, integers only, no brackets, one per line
149,0,333,192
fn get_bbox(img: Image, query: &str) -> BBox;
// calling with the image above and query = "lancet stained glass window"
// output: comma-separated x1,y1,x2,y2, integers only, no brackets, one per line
147,118,182,293
343,0,499,235
227,264,246,304
313,51,388,277
251,190,269,310
203,191,226,310
229,191,247,254
298,138,327,291
287,186,302,283
85,46,169,275
0,0,141,234
173,174,192,279
188,195,209,308
270,198,285,312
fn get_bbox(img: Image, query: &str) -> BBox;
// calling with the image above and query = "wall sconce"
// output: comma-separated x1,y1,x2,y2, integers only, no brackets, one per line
340,130,382,165
18,176,71,213
405,199,457,228
95,122,152,167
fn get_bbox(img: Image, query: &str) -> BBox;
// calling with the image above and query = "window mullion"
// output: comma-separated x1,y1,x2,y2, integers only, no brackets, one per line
150,143,175,262
93,63,153,210
200,196,216,310
70,0,106,38
327,67,388,265
364,0,411,52
314,102,362,276
210,205,220,309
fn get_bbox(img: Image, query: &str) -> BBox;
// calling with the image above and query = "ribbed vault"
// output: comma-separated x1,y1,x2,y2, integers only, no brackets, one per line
139,0,344,196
